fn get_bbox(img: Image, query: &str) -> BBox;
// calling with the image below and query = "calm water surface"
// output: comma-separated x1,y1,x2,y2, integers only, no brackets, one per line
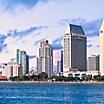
0,83,104,104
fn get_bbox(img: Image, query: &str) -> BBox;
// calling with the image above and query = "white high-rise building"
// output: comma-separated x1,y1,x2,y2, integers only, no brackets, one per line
100,20,104,75
37,40,53,77
63,24,87,76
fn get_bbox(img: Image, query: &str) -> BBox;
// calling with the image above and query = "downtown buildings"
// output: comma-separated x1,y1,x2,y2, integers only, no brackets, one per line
63,24,87,76
0,49,29,79
16,49,29,75
37,40,53,77
0,22,103,79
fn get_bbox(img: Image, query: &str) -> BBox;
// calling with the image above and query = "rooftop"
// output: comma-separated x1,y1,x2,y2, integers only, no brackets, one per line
65,24,85,35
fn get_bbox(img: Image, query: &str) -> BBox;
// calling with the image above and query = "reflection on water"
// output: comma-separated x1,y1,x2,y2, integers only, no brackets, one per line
0,83,103,104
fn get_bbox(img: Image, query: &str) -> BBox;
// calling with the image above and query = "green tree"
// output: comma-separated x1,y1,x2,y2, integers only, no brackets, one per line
101,75,104,81
10,76,19,81
93,75,101,81
81,74,86,81
38,72,48,80
30,75,39,81
86,75,92,81
23,75,31,81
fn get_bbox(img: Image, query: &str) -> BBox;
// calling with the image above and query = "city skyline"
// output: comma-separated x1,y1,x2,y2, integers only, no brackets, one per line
0,0,103,69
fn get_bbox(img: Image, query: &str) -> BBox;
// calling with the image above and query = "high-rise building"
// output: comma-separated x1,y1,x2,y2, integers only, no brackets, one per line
16,49,29,75
20,51,27,75
100,20,104,75
63,24,87,76
88,55,99,72
17,49,20,63
53,50,61,75
26,55,29,74
61,50,63,73
57,61,61,74
37,40,53,77
37,57,42,73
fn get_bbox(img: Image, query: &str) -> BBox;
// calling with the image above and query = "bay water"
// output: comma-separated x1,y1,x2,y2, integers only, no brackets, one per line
0,83,103,104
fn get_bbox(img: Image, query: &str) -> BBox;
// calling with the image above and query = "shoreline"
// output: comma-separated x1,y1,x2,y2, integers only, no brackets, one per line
0,81,104,84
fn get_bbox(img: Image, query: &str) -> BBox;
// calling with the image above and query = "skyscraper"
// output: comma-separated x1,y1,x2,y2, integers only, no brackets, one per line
16,49,29,75
26,55,29,74
53,50,61,75
100,20,104,75
61,50,63,73
20,51,27,75
63,24,87,76
17,49,20,64
88,55,99,72
37,40,53,77
57,61,61,74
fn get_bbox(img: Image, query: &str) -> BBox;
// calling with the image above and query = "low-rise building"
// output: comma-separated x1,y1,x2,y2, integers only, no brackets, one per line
0,62,22,79
64,70,99,78
87,55,99,72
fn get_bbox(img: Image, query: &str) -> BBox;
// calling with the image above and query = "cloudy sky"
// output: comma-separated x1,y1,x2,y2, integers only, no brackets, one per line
0,0,103,68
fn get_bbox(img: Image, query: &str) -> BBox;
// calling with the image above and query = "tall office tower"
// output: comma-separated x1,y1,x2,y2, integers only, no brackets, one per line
26,55,29,74
57,61,61,74
100,20,104,75
16,49,20,64
63,24,87,76
61,50,63,72
37,57,42,73
16,49,29,75
53,50,61,75
88,55,99,72
37,40,53,77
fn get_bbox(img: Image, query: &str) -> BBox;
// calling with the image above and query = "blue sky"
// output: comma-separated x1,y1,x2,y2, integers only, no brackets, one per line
0,0,103,68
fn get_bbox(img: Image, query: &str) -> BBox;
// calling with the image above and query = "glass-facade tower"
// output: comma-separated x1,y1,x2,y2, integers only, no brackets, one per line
16,49,29,75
